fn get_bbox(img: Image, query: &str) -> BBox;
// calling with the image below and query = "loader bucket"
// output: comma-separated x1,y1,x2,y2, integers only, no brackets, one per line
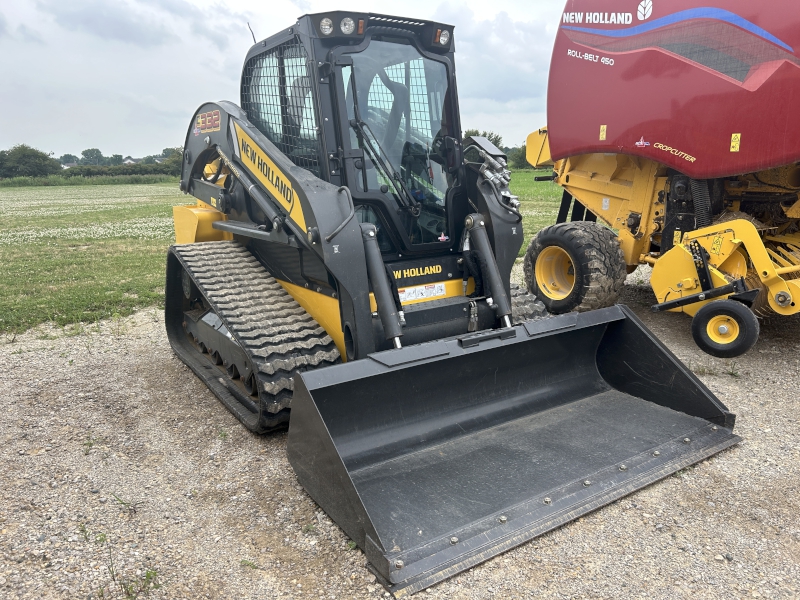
287,305,740,597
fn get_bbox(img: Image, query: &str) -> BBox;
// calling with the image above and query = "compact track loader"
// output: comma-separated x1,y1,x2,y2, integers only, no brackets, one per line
527,0,800,358
167,11,740,596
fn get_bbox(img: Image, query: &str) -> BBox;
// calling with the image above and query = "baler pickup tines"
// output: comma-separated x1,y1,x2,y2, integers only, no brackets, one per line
287,306,740,596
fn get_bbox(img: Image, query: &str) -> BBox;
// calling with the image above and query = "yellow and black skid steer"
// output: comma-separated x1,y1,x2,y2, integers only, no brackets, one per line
166,11,740,596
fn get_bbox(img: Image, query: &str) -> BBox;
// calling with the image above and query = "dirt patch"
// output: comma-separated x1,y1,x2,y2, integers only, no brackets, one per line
1,278,799,598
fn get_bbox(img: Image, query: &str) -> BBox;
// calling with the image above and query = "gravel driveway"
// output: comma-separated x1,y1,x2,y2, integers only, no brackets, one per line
1,270,799,599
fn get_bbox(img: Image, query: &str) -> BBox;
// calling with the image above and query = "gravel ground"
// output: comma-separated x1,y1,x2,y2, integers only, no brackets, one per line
1,267,799,599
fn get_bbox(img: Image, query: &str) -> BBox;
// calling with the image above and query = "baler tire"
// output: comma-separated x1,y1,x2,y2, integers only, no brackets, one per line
523,222,627,314
691,300,760,358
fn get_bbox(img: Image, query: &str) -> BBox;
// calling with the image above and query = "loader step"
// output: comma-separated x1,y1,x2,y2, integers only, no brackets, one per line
165,241,340,432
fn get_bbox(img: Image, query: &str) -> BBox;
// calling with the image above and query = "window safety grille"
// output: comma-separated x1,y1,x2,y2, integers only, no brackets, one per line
241,39,322,177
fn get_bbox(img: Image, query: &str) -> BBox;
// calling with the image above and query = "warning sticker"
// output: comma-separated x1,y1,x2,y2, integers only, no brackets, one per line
398,283,446,303
711,235,724,255
730,133,741,152
599,125,607,141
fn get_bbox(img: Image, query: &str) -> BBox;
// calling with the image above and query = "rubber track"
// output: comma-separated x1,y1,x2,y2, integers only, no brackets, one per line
172,241,340,413
523,222,627,312
509,283,548,324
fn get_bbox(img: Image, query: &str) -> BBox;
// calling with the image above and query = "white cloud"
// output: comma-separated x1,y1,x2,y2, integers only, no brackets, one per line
17,24,45,44
35,0,177,47
0,0,566,156
432,4,559,145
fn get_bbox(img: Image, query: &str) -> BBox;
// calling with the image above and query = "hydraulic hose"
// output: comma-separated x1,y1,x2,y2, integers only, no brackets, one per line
481,179,523,223
325,186,355,243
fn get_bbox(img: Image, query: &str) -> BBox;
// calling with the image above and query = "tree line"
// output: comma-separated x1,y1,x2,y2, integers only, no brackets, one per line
1,131,531,181
0,145,183,179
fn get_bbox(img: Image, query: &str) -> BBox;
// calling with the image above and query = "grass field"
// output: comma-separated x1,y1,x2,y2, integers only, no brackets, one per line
512,169,563,256
0,183,185,333
0,172,561,334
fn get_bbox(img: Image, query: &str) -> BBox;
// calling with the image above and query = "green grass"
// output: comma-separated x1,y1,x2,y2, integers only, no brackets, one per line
0,174,180,188
0,183,186,333
509,169,564,257
0,172,561,334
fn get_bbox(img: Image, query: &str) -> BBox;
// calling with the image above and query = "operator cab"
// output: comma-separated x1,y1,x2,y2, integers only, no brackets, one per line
240,12,463,257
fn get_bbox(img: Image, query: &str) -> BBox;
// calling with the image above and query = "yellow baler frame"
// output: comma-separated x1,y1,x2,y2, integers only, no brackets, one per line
526,129,800,317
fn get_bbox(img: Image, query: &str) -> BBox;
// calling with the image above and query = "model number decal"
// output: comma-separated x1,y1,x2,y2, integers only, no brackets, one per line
567,49,614,66
195,109,221,135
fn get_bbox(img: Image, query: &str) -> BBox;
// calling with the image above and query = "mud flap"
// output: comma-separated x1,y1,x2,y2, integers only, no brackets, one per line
287,305,740,597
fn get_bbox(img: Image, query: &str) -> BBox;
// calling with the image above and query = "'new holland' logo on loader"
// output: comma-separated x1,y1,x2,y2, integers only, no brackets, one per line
234,122,307,231
393,265,443,280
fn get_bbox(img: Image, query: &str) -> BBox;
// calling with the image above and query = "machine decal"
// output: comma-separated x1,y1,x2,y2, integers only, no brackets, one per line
711,235,724,255
730,133,742,152
196,110,221,135
560,8,799,89
393,265,443,279
599,125,607,141
635,137,650,148
397,283,446,303
563,12,632,25
233,122,306,231
637,0,653,21
562,8,792,51
654,142,696,163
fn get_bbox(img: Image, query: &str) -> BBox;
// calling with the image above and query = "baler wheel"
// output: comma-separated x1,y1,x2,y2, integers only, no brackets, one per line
523,222,626,314
691,300,760,358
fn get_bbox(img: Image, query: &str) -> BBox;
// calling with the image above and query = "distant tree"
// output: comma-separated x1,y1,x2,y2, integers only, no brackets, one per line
507,144,530,170
0,144,62,178
59,153,80,164
141,156,158,165
161,147,181,158
463,129,503,149
108,154,123,166
80,148,104,165
163,148,183,173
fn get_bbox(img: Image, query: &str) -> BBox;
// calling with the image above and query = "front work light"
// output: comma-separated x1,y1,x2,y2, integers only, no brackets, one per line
439,30,450,45
340,17,356,35
320,17,334,35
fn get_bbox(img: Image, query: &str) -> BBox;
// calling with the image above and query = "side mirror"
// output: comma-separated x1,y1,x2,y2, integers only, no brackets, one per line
444,136,463,174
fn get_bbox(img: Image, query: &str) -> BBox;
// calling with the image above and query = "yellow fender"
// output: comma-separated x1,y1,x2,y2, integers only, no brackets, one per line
173,201,233,244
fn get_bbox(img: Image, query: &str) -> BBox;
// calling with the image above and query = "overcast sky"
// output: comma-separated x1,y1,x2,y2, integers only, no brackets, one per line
0,0,565,157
